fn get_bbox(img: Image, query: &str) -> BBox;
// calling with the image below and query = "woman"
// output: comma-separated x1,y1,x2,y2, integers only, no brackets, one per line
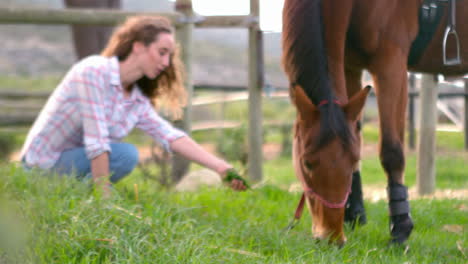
20,15,247,196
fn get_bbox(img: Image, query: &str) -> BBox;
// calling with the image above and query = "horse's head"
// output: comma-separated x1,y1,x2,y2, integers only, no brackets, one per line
292,85,371,245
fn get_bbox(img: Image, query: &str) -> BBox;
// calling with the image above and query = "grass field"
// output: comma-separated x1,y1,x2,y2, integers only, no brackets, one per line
1,126,467,263
0,164,466,263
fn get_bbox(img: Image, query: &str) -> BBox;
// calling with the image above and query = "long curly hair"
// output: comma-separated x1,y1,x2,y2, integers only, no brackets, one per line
101,15,186,119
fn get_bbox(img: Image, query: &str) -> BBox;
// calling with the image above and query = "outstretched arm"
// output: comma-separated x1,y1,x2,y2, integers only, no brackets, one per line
170,136,230,175
137,103,246,190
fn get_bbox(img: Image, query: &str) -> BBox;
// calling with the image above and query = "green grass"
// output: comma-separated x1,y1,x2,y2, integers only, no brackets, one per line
359,123,468,188
0,164,466,263
360,153,468,188
435,130,467,151
363,123,467,151
0,75,61,92
0,128,466,263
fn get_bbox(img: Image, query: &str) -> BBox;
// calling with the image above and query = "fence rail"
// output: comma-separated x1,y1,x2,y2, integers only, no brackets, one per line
0,6,257,28
407,89,468,150
2,88,467,135
0,87,289,127
0,90,50,99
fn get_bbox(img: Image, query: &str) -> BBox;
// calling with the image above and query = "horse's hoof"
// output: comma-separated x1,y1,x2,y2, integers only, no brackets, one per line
390,214,414,244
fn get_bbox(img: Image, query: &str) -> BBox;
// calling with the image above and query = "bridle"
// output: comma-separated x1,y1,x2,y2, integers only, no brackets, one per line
284,164,352,232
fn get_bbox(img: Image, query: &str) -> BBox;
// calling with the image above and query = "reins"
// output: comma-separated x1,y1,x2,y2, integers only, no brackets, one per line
284,182,351,233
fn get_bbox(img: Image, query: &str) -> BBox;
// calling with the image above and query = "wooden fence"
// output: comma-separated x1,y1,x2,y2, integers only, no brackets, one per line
0,5,255,28
407,83,468,150
0,87,289,126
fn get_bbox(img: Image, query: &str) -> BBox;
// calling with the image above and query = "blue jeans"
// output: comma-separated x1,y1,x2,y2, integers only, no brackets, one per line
51,143,139,183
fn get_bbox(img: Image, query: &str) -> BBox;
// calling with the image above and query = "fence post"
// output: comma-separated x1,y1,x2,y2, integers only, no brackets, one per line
171,0,194,183
417,74,437,195
408,73,416,150
465,77,468,151
247,0,264,182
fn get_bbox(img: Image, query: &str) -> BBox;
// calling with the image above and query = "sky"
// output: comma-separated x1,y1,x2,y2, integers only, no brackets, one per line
172,0,284,32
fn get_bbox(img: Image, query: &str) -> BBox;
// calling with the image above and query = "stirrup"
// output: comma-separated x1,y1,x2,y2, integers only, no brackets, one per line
443,27,461,66
442,0,461,65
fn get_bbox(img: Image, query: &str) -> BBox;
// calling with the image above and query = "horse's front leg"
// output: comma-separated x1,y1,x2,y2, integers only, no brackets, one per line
370,49,414,244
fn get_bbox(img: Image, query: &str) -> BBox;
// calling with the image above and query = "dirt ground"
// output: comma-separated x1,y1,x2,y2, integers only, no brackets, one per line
288,182,467,202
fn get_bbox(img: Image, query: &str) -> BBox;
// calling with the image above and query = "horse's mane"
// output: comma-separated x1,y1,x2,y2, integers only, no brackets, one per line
282,0,352,149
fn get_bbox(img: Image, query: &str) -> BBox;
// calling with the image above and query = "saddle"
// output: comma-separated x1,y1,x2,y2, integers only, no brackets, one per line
408,0,461,66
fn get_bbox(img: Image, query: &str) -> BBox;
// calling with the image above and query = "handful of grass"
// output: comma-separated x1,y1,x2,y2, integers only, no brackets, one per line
223,169,250,189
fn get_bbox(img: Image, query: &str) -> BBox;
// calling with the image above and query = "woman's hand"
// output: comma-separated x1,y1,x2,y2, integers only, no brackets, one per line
229,179,248,191
92,176,113,199
222,169,249,191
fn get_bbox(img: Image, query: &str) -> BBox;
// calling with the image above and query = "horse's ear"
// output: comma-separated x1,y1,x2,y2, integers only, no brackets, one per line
344,85,372,121
291,85,318,120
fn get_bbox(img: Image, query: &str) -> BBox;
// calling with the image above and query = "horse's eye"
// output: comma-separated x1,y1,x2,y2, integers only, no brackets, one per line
303,160,314,171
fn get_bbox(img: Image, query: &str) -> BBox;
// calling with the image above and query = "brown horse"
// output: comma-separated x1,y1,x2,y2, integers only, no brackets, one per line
282,0,468,245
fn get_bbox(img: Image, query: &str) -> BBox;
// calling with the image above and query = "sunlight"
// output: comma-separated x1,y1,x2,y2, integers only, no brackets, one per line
170,0,284,32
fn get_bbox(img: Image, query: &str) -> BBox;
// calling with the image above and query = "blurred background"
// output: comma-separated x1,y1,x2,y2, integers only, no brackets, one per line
0,0,465,189
0,0,286,87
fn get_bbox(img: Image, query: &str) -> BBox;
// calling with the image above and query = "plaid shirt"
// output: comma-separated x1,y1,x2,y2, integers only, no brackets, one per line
21,56,186,169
